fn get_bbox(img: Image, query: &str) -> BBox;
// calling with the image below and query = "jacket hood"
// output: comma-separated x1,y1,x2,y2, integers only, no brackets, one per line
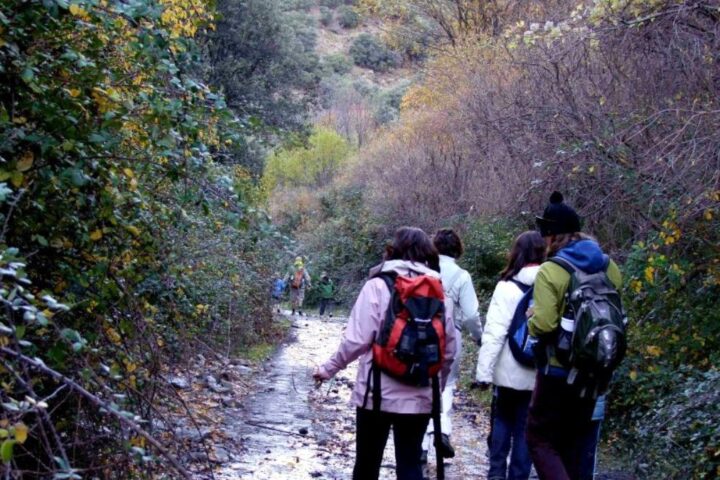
513,265,541,286
556,240,608,273
368,260,440,279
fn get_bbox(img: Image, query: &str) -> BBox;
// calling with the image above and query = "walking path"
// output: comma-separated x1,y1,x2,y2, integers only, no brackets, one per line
215,313,490,479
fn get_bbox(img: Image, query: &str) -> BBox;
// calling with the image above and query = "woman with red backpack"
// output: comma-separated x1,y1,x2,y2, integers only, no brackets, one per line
313,227,458,480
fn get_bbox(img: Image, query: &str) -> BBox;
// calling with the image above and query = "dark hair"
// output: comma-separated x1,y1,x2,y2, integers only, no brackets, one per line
385,227,440,272
433,228,464,259
500,231,546,281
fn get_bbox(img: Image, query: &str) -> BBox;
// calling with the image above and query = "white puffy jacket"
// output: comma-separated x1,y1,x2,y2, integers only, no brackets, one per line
475,265,539,391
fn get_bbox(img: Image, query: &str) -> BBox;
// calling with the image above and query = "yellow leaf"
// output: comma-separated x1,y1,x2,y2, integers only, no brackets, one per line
629,370,637,381
69,4,89,19
644,266,655,284
105,327,121,345
646,345,663,357
17,151,33,172
10,171,23,188
122,168,134,178
125,225,141,237
12,424,27,444
89,229,103,241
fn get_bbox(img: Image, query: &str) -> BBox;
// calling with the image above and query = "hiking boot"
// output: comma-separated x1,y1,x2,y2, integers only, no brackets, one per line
439,434,455,459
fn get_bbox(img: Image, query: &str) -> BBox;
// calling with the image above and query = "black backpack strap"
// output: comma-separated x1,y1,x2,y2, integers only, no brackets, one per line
509,279,531,294
372,364,382,412
373,271,398,292
431,375,445,480
548,256,576,274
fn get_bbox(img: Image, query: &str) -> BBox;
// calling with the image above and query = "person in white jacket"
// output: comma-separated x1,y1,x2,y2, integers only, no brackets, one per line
476,231,546,480
422,229,482,462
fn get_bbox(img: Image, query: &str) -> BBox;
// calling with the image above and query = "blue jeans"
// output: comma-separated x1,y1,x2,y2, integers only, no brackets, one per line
488,386,533,480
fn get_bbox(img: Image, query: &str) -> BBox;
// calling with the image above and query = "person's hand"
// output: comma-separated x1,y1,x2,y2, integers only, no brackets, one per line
526,307,535,318
312,367,330,386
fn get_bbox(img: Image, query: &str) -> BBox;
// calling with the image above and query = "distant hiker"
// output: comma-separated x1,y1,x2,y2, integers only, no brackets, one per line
317,272,335,317
526,192,626,480
271,275,287,313
313,227,458,480
287,256,311,316
421,228,481,463
475,230,546,480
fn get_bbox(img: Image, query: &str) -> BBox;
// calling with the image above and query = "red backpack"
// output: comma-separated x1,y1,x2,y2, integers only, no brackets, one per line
372,272,447,387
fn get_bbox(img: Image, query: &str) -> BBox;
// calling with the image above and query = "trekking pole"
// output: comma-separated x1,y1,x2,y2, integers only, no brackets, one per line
432,376,445,480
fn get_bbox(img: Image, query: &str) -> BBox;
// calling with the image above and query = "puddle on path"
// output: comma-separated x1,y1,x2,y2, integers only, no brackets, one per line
216,314,490,480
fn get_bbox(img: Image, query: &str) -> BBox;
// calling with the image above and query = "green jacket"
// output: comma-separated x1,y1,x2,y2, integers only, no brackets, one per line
529,259,622,368
318,278,335,299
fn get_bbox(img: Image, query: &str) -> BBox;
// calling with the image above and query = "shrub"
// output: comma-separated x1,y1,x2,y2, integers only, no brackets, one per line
349,33,400,72
337,5,360,29
319,0,342,7
319,6,333,26
322,53,353,75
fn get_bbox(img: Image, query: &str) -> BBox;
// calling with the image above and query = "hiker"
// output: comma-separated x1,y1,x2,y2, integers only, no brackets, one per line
317,272,335,317
421,228,482,463
287,256,311,316
313,227,458,480
526,192,624,480
271,275,287,313
475,231,546,480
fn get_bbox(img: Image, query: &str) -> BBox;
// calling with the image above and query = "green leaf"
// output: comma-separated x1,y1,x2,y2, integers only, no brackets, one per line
20,68,34,84
1,439,15,463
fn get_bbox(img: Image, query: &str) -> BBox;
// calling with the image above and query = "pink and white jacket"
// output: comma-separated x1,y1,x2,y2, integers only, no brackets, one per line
317,260,458,414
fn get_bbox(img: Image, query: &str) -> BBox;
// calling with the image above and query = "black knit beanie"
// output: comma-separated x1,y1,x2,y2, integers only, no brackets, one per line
535,191,582,237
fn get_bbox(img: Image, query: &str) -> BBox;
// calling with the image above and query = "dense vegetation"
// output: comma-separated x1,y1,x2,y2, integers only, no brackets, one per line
0,0,313,476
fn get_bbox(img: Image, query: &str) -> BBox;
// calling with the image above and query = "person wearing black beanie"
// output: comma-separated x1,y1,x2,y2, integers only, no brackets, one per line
525,192,624,480
535,191,582,237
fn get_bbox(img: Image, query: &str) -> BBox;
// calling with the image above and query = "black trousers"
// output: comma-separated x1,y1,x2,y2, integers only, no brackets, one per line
526,374,596,480
319,298,332,315
353,407,430,480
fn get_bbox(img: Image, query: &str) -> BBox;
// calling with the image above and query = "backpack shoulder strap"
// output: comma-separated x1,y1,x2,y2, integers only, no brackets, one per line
548,256,576,274
509,278,531,294
373,271,398,293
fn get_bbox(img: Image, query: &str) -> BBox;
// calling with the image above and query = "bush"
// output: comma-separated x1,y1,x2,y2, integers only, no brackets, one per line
322,53,353,75
349,33,400,72
374,81,410,124
319,6,333,26
461,218,522,296
319,0,342,7
337,5,360,29
283,0,315,10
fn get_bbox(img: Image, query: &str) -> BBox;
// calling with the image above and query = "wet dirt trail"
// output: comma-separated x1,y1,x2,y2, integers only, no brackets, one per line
216,313,490,480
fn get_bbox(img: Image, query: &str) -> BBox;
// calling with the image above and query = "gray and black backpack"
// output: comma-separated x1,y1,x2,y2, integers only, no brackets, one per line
551,256,628,398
